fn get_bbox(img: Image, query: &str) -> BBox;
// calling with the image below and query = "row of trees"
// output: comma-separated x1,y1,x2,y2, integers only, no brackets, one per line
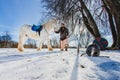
0,31,60,48
42,0,120,49
0,31,13,48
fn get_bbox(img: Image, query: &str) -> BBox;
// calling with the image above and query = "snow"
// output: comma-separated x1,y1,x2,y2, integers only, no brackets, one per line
0,48,120,80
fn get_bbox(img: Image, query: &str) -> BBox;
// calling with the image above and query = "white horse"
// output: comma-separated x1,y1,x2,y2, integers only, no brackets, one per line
17,19,57,51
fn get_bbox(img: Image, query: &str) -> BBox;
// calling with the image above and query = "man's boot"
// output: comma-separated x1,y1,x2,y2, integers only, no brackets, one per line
61,49,63,51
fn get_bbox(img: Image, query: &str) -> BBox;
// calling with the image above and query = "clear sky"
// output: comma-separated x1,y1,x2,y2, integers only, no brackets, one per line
0,0,45,41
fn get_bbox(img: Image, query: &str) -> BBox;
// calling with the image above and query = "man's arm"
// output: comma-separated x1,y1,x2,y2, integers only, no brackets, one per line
54,27,61,33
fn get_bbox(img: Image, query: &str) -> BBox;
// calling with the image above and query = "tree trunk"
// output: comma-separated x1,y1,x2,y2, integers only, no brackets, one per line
104,0,120,49
79,0,101,38
102,0,117,48
81,9,96,37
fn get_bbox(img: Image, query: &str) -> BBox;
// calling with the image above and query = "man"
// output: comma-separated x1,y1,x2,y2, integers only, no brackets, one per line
54,23,69,51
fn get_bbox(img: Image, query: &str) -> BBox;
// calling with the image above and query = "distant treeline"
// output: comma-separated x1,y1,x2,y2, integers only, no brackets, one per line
0,31,60,48
0,41,37,48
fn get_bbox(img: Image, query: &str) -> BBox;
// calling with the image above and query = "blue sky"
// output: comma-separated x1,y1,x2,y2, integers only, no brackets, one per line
0,0,46,41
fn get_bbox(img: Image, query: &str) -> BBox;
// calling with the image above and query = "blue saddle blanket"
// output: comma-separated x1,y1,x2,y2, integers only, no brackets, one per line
31,24,43,32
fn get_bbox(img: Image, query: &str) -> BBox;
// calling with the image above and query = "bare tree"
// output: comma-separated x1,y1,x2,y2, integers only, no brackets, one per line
78,0,101,38
0,31,12,48
101,0,120,49
101,0,117,48
42,0,101,38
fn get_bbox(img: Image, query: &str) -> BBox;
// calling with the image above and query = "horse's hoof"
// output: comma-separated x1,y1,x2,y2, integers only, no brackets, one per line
37,48,41,51
18,48,24,52
48,48,53,51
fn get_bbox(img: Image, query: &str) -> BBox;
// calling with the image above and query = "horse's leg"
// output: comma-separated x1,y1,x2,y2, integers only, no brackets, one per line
18,35,28,51
47,38,53,51
37,43,43,51
36,39,43,51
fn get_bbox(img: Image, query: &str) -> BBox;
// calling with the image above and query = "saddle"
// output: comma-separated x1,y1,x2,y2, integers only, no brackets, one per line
31,24,43,36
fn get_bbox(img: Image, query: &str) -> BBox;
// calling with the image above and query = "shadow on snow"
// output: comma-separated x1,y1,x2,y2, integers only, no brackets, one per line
88,57,120,80
0,50,61,63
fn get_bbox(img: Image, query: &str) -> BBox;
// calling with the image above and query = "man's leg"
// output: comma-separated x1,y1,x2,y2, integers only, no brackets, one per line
60,40,64,51
65,38,68,51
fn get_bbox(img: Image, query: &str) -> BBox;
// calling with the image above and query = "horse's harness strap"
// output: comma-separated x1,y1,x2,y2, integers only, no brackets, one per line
36,25,49,36
43,25,49,34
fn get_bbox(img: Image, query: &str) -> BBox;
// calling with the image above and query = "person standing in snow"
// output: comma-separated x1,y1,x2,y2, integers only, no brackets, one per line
54,23,69,51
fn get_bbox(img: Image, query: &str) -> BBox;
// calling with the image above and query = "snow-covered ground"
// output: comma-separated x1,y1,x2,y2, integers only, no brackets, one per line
0,48,120,80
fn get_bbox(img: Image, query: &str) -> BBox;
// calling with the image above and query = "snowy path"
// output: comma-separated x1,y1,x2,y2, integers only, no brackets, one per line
0,48,120,80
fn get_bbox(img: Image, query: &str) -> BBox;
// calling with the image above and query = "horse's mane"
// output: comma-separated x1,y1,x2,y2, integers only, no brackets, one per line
42,19,57,31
